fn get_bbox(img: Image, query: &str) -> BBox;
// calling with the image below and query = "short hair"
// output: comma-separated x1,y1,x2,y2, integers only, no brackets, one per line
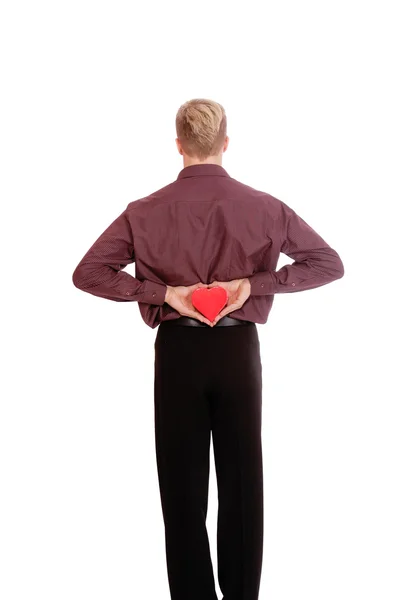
175,98,227,160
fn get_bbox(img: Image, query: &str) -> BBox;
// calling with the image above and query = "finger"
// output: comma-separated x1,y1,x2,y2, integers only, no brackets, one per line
237,289,249,304
188,282,209,295
186,309,213,327
215,304,240,321
187,283,203,292
197,313,213,326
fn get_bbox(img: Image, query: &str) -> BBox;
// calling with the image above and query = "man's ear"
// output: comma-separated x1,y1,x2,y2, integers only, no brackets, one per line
175,138,183,155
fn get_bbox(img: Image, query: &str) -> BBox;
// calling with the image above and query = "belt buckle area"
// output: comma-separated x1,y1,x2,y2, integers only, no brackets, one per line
162,315,250,327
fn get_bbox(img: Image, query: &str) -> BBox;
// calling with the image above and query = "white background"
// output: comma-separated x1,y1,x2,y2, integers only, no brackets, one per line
1,1,399,599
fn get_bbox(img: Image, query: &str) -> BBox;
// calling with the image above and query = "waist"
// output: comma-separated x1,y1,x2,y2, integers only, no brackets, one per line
161,315,254,327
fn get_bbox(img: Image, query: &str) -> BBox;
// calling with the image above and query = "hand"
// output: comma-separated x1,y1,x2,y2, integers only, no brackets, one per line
208,278,251,325
165,282,214,326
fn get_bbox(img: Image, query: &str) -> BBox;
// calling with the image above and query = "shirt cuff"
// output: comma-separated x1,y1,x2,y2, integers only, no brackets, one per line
141,279,167,305
247,270,275,295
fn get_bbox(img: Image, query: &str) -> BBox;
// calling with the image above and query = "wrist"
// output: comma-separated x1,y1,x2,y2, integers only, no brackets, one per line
165,285,173,303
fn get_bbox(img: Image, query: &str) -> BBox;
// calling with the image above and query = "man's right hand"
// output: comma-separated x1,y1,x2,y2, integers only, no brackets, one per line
207,278,251,324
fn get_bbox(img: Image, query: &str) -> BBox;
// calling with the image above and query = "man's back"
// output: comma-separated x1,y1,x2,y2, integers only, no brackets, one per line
72,163,344,328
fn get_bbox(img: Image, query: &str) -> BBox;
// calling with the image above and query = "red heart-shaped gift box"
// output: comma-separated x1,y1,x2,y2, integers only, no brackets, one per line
191,286,228,321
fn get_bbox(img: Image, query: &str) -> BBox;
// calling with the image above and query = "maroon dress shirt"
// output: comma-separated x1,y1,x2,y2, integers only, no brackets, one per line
72,163,344,328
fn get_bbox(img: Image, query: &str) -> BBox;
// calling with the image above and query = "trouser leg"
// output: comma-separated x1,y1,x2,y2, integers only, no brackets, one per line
209,324,264,600
154,324,219,600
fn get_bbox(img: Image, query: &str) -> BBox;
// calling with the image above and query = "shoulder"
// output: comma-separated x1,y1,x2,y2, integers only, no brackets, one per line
125,180,177,214
228,176,287,217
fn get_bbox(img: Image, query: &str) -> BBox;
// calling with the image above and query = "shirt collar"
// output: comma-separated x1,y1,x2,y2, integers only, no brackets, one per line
177,163,230,180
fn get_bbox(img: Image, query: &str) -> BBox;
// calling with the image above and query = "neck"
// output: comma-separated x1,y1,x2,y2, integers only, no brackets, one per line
183,156,222,168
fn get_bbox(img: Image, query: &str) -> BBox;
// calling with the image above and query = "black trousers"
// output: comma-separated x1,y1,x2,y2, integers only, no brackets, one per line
154,319,264,600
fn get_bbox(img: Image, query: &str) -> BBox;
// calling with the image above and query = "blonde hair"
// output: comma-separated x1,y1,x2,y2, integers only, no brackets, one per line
175,98,227,160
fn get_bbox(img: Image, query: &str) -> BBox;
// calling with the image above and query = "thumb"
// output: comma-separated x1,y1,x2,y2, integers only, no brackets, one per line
188,282,207,292
238,285,250,303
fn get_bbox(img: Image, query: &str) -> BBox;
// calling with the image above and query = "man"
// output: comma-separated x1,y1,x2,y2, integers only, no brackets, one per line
72,98,344,600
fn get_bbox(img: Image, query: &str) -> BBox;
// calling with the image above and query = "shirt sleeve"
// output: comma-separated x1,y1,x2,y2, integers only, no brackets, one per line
72,205,167,305
248,201,345,296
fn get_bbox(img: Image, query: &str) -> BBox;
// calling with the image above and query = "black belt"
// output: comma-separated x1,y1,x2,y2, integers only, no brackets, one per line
161,316,253,327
